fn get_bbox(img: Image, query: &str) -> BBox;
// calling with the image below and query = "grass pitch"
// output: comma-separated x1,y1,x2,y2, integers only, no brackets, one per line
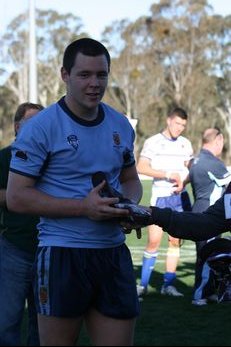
23,181,231,346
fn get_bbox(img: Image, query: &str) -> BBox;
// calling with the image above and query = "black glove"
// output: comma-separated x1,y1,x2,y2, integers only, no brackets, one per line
92,172,153,238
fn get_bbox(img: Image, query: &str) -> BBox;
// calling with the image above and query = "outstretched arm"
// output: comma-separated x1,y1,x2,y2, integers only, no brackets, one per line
151,195,230,241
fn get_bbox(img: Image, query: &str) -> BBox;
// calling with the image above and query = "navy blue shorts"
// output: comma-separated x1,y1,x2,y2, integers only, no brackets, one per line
33,244,140,319
156,191,191,212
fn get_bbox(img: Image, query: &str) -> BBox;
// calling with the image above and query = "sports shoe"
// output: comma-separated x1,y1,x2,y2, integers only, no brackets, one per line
137,284,147,296
136,285,147,301
161,285,184,297
207,294,218,303
192,299,208,306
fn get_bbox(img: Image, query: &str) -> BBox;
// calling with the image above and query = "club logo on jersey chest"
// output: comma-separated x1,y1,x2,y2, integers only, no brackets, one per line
67,135,79,150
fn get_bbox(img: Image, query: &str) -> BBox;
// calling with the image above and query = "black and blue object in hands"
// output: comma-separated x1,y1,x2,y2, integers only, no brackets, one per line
92,172,153,238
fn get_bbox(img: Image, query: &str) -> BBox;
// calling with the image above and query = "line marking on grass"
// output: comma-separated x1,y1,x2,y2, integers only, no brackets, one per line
129,245,196,265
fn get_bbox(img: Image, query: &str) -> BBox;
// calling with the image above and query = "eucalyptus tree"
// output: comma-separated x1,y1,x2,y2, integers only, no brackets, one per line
212,14,231,161
138,0,223,143
0,85,17,146
102,0,230,159
1,12,29,103
102,16,166,154
35,10,88,106
0,9,87,106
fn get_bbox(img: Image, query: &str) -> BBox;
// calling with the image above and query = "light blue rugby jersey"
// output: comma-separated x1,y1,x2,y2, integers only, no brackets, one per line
10,97,136,248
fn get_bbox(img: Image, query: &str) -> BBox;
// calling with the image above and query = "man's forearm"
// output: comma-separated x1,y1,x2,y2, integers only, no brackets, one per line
151,196,230,241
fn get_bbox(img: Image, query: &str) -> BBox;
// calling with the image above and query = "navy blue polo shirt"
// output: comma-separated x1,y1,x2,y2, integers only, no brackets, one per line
189,149,231,212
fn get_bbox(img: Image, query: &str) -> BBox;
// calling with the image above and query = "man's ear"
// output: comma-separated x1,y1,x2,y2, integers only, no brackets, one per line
14,122,20,135
61,66,68,82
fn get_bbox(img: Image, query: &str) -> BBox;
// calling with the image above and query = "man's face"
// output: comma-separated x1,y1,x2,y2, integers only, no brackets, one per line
61,52,109,114
167,115,187,139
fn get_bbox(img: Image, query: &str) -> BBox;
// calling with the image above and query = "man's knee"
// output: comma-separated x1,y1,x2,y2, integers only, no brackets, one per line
168,236,182,248
167,245,180,258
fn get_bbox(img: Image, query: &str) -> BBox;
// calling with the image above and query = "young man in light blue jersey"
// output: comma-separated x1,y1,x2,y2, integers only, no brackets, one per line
7,38,142,346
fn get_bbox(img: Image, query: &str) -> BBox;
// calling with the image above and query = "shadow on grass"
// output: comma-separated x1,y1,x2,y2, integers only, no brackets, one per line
134,261,195,295
134,263,231,346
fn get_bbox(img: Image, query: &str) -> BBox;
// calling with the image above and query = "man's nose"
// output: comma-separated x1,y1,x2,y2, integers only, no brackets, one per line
89,75,100,86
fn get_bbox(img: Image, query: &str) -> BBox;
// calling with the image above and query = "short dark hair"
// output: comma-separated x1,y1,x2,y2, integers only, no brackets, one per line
202,127,222,144
168,107,188,120
63,38,111,74
14,102,44,123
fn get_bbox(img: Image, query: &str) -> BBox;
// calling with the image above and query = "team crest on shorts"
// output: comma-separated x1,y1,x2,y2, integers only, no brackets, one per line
67,134,79,150
39,285,48,304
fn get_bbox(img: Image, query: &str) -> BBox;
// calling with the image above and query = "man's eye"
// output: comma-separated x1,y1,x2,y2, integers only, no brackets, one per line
79,73,89,78
98,73,108,79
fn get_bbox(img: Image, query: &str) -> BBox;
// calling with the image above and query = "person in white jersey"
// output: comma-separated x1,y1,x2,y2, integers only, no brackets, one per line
136,107,194,299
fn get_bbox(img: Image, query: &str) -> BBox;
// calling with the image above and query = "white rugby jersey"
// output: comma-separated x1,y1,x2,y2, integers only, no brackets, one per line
140,133,193,198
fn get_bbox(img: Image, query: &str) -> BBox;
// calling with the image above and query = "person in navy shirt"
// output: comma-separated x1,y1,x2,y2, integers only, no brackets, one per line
189,127,231,306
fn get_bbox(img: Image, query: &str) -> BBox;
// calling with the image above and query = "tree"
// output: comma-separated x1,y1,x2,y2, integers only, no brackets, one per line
0,85,17,146
0,9,87,105
0,2,230,163
102,0,231,161
0,9,87,141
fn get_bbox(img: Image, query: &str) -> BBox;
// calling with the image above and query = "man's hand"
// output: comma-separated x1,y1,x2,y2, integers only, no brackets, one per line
82,181,130,221
120,205,153,239
168,172,183,193
91,172,153,238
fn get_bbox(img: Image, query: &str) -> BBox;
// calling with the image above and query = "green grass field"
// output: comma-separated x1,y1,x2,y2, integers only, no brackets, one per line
127,181,231,346
23,181,231,346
